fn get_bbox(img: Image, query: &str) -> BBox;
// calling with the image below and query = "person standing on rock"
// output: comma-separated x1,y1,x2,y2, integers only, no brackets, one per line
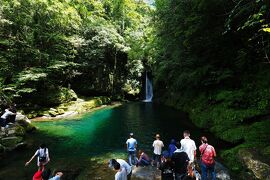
199,136,216,180
126,132,137,166
171,142,190,180
180,130,197,163
152,134,164,168
25,143,50,168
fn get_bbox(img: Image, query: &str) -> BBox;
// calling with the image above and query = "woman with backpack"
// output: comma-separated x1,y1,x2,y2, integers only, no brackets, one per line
25,143,50,167
199,136,216,180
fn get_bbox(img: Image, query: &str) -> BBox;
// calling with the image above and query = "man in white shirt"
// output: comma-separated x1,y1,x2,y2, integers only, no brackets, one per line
109,159,132,180
152,134,164,168
114,162,127,180
0,108,16,128
180,130,197,162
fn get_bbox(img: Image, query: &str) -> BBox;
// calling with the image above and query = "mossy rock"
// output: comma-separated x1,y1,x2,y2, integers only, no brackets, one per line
57,108,65,115
262,146,270,156
1,136,23,148
14,125,26,137
48,110,58,117
238,149,270,180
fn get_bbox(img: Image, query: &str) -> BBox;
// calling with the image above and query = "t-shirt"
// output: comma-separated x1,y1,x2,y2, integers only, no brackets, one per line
34,148,49,166
1,109,15,119
180,137,197,162
153,139,164,155
49,175,61,180
171,149,189,174
126,138,137,151
168,144,177,157
117,159,132,175
115,168,127,180
199,143,216,166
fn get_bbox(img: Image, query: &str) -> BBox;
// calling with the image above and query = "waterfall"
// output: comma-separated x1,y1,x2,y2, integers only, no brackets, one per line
144,72,153,102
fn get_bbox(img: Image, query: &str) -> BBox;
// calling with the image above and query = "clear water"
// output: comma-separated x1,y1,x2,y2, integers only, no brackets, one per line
0,102,224,180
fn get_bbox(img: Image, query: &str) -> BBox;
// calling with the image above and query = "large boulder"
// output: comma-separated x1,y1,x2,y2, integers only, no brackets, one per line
16,113,36,132
238,149,270,180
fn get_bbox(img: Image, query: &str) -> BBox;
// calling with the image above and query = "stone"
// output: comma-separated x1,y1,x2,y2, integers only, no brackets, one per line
16,113,31,124
14,125,26,136
131,166,161,180
215,161,231,180
1,136,23,150
238,149,270,180
48,110,58,117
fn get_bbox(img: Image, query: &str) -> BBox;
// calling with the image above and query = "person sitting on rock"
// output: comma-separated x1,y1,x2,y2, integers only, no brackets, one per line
137,149,151,167
25,143,50,168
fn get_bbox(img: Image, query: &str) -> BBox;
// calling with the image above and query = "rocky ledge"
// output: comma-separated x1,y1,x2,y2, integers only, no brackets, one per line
28,96,112,120
0,113,35,154
238,149,270,180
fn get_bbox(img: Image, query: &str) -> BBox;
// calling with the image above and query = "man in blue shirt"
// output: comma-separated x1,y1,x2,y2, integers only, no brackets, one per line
126,133,137,165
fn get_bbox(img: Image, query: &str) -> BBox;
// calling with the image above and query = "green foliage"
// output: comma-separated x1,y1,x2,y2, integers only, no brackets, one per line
153,0,270,175
0,0,152,105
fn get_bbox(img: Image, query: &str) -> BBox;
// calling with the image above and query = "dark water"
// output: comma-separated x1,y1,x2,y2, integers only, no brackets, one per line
0,102,224,179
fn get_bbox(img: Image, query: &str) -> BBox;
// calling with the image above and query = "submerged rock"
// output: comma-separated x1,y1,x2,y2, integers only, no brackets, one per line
238,149,270,180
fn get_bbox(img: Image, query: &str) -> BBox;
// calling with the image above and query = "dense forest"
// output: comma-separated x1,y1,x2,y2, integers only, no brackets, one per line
1,0,270,177
153,0,270,175
0,0,153,108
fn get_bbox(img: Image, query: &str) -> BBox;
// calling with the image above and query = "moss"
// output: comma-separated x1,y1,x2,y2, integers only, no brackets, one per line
262,146,270,156
15,125,26,137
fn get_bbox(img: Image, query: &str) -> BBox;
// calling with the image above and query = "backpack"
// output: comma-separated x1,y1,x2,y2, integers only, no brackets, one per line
38,148,47,162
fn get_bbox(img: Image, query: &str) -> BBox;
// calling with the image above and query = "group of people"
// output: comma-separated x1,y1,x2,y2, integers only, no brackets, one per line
25,144,63,180
110,130,216,180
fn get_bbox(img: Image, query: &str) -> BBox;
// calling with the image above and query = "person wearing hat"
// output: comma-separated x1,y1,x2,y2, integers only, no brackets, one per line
126,132,138,165
152,134,164,168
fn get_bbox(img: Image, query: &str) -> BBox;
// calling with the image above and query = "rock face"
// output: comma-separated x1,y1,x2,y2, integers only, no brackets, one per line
0,113,34,154
238,149,270,180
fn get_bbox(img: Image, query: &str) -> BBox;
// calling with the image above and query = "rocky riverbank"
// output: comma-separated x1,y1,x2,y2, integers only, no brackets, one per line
28,96,112,121
0,113,35,155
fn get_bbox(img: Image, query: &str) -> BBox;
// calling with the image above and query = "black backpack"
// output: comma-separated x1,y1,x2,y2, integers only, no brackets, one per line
38,148,47,162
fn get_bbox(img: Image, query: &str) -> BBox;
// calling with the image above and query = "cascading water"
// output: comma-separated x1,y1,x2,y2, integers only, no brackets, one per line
143,72,153,102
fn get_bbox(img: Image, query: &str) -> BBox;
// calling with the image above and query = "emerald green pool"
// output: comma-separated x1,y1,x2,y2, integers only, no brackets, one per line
0,102,224,179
